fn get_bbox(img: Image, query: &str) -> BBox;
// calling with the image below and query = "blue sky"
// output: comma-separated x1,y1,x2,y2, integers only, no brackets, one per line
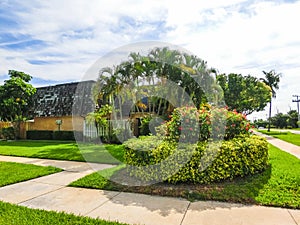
1,0,300,120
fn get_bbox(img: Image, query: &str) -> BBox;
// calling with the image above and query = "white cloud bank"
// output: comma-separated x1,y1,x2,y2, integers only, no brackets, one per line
1,0,300,118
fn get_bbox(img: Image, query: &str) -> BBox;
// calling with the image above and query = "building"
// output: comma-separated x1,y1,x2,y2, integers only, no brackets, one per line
21,80,95,138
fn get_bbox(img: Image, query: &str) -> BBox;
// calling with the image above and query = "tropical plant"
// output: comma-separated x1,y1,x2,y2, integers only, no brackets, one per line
260,70,281,131
93,47,219,120
86,104,112,127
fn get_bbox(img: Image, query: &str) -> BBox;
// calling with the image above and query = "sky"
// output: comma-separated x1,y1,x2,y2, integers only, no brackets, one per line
1,0,300,120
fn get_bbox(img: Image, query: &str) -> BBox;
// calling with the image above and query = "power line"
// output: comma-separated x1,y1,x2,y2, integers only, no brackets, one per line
292,95,300,122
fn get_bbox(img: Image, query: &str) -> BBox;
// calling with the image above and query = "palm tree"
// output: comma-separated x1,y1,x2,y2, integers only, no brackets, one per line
260,70,281,132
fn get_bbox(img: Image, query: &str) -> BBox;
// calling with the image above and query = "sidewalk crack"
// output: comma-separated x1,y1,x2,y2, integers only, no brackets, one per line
83,191,122,216
288,209,299,225
180,202,191,225
17,186,65,205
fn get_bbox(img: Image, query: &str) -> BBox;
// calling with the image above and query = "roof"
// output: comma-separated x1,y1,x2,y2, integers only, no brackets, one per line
30,80,95,117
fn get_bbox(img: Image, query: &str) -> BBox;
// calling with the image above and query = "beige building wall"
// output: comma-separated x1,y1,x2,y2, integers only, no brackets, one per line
0,122,12,130
18,116,84,139
27,116,84,131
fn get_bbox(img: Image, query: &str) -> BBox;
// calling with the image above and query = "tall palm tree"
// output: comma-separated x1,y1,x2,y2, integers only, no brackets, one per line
260,70,281,132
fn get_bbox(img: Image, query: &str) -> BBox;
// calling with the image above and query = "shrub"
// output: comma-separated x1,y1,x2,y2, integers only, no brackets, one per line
27,130,82,141
53,131,76,140
26,130,53,140
1,127,15,140
255,119,269,128
124,135,167,166
139,115,152,136
139,115,165,136
124,135,269,184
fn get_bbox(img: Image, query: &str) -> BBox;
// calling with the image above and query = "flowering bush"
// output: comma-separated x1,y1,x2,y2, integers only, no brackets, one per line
165,105,251,142
124,135,269,184
124,105,267,184
165,106,200,143
225,109,251,139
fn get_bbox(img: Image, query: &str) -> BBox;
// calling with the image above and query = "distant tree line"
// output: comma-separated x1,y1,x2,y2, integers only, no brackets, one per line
255,110,299,129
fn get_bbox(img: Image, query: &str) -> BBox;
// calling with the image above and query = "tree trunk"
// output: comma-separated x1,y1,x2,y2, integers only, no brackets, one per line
13,121,21,140
157,98,163,116
268,99,272,132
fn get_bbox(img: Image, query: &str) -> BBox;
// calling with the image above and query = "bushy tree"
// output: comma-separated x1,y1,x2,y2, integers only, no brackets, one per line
271,113,289,129
287,110,298,128
216,73,271,115
0,70,36,139
269,110,298,129
254,119,269,128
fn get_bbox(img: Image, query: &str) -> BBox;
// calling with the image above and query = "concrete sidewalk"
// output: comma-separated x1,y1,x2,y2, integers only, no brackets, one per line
0,155,299,224
253,130,300,159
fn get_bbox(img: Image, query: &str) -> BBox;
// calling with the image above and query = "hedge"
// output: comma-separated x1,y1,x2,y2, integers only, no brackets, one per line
26,130,81,141
27,130,53,140
53,131,75,140
123,135,269,184
0,127,15,140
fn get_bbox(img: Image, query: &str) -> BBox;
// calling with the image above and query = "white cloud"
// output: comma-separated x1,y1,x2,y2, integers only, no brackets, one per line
1,0,300,117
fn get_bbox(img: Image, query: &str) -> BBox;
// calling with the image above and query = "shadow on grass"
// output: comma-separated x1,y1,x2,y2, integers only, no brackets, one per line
76,144,124,164
107,165,272,205
0,140,124,164
0,140,73,148
71,165,272,216
29,144,124,164
30,147,84,162
190,165,273,204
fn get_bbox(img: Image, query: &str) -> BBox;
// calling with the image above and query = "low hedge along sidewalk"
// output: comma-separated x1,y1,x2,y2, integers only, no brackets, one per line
26,130,83,141
124,135,269,184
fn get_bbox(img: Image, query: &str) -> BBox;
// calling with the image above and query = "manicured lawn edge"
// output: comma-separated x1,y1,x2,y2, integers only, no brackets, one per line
70,144,300,209
258,130,300,146
0,201,129,225
0,141,124,164
0,161,62,187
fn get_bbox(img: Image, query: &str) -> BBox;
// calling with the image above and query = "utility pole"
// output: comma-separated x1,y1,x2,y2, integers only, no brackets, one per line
292,95,300,126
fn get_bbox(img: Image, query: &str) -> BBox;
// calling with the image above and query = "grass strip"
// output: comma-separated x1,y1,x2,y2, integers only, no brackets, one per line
259,130,300,146
0,161,62,187
0,201,128,225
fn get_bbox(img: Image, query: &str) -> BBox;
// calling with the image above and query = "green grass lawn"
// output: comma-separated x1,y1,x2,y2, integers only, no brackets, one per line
259,130,300,146
0,161,62,187
0,141,124,164
70,144,300,209
0,150,127,225
0,201,128,225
